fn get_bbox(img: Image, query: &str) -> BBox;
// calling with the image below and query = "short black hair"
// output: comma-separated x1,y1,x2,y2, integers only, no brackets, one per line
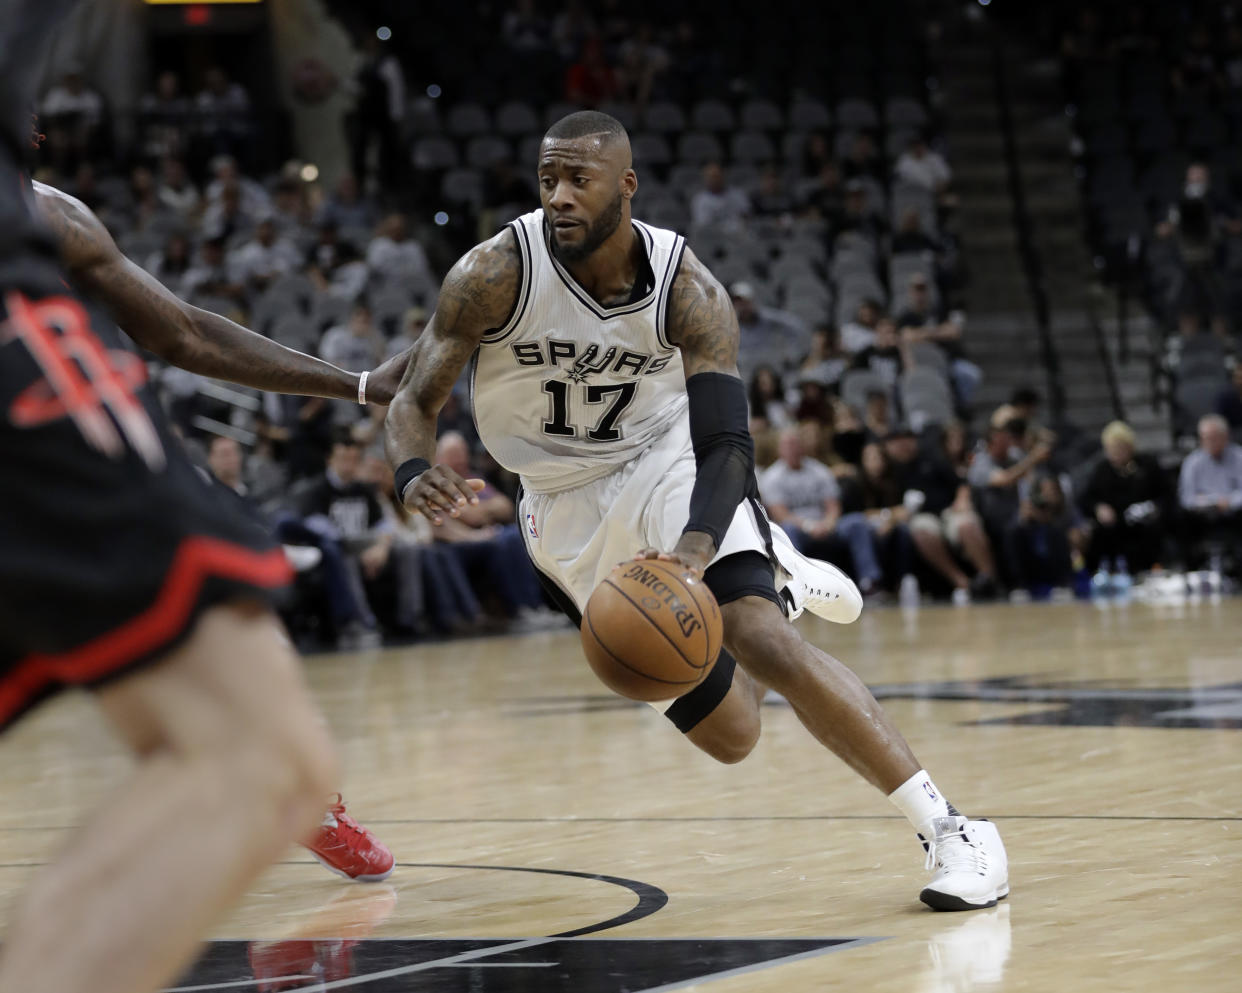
1010,386,1041,407
544,110,627,143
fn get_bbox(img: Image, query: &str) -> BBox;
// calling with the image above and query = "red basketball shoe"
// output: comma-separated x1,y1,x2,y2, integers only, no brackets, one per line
303,794,394,882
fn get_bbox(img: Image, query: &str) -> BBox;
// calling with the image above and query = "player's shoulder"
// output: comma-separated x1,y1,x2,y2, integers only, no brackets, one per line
665,245,734,338
438,225,525,331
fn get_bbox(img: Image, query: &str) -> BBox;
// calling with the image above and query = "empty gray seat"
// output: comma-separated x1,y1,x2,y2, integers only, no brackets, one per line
465,135,512,168
441,167,484,207
740,99,783,131
841,369,885,413
677,132,725,165
596,101,638,130
788,99,831,131
692,99,736,132
495,101,539,136
901,366,955,431
885,97,928,129
642,101,687,133
731,131,777,163
412,136,459,171
543,102,582,128
835,98,879,130
631,132,672,167
909,341,950,378
446,103,491,137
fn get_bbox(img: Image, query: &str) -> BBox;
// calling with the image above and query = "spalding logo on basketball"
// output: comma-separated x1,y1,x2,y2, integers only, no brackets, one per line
581,559,723,701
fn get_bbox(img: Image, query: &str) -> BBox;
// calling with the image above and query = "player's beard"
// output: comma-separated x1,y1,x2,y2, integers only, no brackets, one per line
554,190,624,263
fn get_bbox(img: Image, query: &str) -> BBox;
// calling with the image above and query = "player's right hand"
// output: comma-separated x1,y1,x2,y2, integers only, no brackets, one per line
403,464,485,524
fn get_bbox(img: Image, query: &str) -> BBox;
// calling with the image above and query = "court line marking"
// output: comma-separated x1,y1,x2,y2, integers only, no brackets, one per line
167,977,313,992
629,937,882,993
164,938,878,993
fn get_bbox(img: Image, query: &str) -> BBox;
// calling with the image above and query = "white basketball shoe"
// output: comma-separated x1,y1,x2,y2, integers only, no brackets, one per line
769,525,863,624
918,816,1010,911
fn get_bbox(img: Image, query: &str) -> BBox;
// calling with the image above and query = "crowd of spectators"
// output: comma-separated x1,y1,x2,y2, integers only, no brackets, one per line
31,2,1241,645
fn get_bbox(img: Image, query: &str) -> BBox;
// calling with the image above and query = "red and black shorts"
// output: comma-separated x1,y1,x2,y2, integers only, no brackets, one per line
0,288,292,732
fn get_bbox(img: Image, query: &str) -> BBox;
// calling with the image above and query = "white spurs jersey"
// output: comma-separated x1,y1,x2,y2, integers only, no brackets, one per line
471,209,690,494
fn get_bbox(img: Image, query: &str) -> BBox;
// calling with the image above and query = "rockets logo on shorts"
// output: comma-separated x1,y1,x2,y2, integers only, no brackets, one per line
2,291,165,470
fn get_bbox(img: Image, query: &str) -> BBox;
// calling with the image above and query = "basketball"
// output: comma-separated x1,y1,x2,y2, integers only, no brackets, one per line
580,559,724,702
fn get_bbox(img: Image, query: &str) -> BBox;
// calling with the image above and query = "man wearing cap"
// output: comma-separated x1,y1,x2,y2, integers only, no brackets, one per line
731,280,814,383
895,273,980,408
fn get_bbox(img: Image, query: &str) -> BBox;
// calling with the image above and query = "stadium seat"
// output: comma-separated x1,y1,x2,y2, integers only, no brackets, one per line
446,103,491,137
740,99,784,131
631,132,673,168
841,368,885,413
494,101,540,137
731,131,777,164
642,102,687,134
788,99,831,131
677,132,725,165
692,99,736,132
465,136,512,168
412,136,459,171
900,366,956,431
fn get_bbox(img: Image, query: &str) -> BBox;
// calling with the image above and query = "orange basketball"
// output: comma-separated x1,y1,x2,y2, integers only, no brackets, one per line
581,559,723,702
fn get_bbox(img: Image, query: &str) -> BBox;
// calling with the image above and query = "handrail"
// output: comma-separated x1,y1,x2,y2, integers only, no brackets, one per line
1084,288,1127,422
989,26,1068,428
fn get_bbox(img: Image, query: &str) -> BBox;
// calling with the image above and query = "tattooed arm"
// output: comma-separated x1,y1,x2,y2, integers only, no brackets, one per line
385,229,520,523
33,181,409,403
651,248,752,571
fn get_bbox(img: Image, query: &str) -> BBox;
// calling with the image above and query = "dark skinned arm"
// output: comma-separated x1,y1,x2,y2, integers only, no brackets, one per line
386,230,520,524
638,248,747,573
33,181,410,404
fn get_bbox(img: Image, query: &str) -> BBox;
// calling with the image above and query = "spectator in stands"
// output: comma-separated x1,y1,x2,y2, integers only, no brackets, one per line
387,307,428,361
941,419,973,478
360,454,482,635
552,0,597,61
432,433,560,629
894,133,953,201
320,300,384,377
366,213,434,293
306,221,367,299
828,397,866,465
731,281,812,382
140,71,191,161
483,160,537,216
271,177,314,241
838,179,884,250
201,183,253,245
968,423,1053,552
565,36,619,105
123,165,173,236
891,207,940,256
895,274,981,408
617,21,670,108
145,233,193,293
751,165,796,221
863,388,894,443
798,159,845,229
691,162,751,232
1215,364,1242,440
318,173,377,235
1154,163,1240,340
228,215,300,295
884,426,1000,603
852,441,918,597
503,0,551,53
799,325,850,390
157,157,200,219
1178,414,1242,568
1079,421,1169,574
205,435,248,498
748,366,792,433
182,236,245,306
204,155,269,215
850,315,908,405
1170,23,1221,94
40,66,103,171
842,133,881,181
760,429,884,594
350,33,406,190
800,132,834,179
840,298,882,354
195,67,251,160
1005,473,1081,598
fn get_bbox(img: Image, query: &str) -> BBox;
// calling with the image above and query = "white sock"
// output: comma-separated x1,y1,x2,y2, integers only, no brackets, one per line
888,769,953,834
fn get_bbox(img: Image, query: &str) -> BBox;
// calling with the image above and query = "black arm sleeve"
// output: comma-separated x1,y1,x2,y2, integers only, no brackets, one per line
682,372,757,548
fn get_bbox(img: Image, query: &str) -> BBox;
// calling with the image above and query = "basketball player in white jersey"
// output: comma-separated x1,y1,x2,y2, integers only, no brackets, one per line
386,112,1008,911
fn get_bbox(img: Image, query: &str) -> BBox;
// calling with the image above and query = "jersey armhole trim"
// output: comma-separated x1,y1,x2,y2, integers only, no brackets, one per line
655,234,686,352
480,224,531,345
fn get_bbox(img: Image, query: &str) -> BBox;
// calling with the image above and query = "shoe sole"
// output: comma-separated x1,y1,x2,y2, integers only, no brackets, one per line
309,850,395,883
919,884,1010,912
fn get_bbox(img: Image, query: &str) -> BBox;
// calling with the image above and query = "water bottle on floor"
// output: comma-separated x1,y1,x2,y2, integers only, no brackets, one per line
1113,557,1132,600
1091,560,1113,600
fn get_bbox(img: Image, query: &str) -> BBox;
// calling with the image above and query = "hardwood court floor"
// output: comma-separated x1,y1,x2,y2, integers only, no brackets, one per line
1,599,1239,991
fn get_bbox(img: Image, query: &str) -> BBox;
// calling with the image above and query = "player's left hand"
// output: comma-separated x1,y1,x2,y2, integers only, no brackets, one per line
632,546,710,578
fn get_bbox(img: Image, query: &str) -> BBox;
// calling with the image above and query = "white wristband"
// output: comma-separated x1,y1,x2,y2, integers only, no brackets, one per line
357,370,369,406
